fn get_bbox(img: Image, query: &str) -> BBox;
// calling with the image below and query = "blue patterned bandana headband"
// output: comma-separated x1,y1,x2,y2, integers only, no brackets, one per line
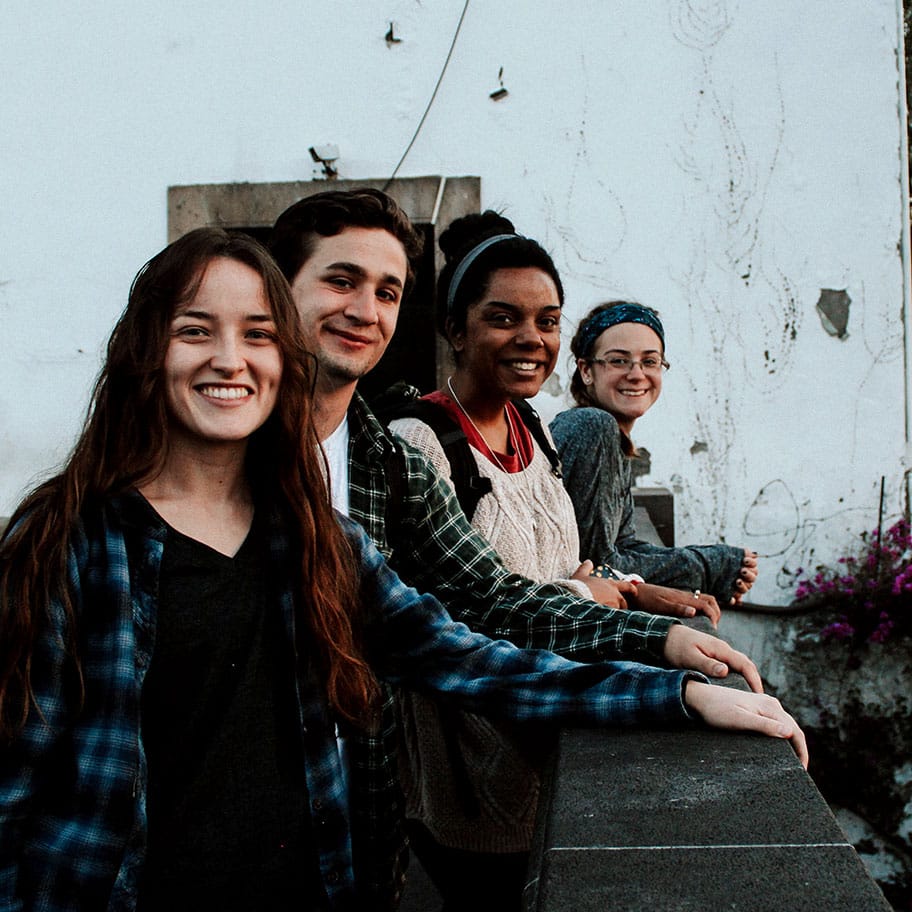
446,233,517,315
577,303,665,357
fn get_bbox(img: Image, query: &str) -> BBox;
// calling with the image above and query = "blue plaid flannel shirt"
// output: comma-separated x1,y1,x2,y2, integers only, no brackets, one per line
0,482,700,912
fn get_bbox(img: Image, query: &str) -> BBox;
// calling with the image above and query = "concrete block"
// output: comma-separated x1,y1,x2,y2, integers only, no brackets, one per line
530,844,892,911
541,727,844,849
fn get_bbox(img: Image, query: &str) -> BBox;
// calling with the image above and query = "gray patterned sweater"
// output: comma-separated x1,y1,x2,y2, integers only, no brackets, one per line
549,407,743,603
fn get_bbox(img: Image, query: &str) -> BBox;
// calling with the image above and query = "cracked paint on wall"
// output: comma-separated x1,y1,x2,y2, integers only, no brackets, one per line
668,0,799,553
541,52,628,286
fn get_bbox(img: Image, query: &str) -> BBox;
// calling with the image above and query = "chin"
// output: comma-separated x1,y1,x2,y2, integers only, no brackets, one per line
507,377,546,397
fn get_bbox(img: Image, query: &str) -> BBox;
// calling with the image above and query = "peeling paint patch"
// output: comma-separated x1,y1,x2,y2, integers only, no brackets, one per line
816,288,851,339
690,439,708,455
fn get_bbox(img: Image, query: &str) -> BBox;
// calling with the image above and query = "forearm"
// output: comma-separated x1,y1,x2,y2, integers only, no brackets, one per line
419,651,705,728
442,574,675,664
611,541,736,600
380,593,702,726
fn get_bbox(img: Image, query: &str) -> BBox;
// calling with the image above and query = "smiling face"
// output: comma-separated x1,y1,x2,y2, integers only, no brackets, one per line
450,267,561,405
289,226,408,394
578,322,664,433
163,257,282,451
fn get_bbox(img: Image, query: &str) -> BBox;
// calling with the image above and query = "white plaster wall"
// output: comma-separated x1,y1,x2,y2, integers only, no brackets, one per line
1,0,907,605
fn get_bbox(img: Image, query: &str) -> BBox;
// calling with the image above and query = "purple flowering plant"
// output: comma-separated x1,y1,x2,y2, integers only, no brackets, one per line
793,518,912,646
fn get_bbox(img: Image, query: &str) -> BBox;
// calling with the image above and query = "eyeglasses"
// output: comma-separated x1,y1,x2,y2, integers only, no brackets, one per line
588,356,670,374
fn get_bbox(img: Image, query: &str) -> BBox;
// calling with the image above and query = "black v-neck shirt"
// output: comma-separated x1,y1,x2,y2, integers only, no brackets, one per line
139,513,323,910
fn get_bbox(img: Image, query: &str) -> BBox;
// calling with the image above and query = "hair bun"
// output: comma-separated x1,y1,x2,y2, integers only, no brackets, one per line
438,210,516,263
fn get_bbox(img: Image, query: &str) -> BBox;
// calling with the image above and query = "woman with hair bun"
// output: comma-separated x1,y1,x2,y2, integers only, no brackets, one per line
550,301,758,610
390,212,738,911
393,211,636,610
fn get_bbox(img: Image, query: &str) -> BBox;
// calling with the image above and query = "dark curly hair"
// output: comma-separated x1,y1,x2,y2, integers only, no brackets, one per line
436,210,564,350
270,188,425,296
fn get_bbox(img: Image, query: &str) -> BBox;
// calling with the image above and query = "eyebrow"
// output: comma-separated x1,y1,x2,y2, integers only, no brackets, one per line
173,308,275,323
601,346,662,355
322,260,403,289
483,300,562,311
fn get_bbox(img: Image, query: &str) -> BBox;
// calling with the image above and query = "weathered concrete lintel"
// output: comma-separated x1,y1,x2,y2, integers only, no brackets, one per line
167,175,481,243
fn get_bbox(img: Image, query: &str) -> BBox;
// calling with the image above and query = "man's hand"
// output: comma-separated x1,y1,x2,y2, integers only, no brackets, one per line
572,561,637,609
663,625,763,693
684,680,808,768
632,582,721,628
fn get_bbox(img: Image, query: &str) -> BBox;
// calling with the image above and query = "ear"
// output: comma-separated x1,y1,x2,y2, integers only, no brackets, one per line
578,358,594,385
446,318,466,353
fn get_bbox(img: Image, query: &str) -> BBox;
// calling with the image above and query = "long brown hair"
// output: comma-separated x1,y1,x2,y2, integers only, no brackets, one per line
0,227,378,741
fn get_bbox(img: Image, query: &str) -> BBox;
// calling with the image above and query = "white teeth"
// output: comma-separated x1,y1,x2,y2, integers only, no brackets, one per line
511,362,539,371
619,390,647,396
199,386,250,400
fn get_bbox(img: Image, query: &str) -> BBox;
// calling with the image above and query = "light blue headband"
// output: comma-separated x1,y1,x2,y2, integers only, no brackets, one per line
445,233,517,315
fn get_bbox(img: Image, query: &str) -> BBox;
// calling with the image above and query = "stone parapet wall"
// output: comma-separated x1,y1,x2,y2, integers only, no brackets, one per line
526,660,893,911
723,607,912,908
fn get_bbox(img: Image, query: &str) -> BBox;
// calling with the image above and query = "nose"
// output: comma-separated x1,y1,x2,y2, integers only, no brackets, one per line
625,360,647,378
210,334,244,374
515,320,544,347
344,288,380,325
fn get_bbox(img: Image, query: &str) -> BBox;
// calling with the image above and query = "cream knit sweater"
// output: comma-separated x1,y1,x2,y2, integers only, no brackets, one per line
389,415,592,852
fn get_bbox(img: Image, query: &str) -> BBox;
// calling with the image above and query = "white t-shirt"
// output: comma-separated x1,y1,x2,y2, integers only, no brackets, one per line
321,417,351,517
319,416,355,801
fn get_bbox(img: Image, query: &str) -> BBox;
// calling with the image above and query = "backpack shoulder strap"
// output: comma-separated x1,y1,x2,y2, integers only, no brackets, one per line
373,383,492,522
512,398,563,479
382,436,407,555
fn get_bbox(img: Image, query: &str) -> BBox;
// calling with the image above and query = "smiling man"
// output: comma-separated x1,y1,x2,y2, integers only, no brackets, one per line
287,225,406,406
268,187,765,678
267,188,784,906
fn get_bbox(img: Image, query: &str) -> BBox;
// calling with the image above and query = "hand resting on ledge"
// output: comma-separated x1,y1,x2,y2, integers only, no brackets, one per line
684,680,809,768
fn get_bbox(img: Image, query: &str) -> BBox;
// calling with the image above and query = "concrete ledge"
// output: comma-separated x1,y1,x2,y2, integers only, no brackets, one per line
529,843,888,911
525,674,892,911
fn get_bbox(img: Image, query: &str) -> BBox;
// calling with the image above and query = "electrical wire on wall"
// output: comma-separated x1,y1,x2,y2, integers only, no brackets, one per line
382,0,470,192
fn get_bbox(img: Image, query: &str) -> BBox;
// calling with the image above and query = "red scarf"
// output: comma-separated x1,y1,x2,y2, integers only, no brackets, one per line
423,391,534,474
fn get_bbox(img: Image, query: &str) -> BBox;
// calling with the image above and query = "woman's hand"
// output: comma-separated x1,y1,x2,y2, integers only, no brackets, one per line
731,549,759,605
572,561,637,609
632,582,721,628
684,680,808,768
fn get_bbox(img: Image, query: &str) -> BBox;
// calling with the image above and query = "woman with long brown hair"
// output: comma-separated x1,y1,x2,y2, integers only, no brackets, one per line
0,228,804,912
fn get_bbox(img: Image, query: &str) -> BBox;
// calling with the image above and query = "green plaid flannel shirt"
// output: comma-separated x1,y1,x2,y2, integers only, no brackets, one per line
346,394,675,662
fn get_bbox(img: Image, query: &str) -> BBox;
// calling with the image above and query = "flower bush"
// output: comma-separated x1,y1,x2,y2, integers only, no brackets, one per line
793,518,912,645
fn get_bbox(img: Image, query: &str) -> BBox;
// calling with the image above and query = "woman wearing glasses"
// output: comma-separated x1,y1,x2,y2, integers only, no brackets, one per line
550,301,758,609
